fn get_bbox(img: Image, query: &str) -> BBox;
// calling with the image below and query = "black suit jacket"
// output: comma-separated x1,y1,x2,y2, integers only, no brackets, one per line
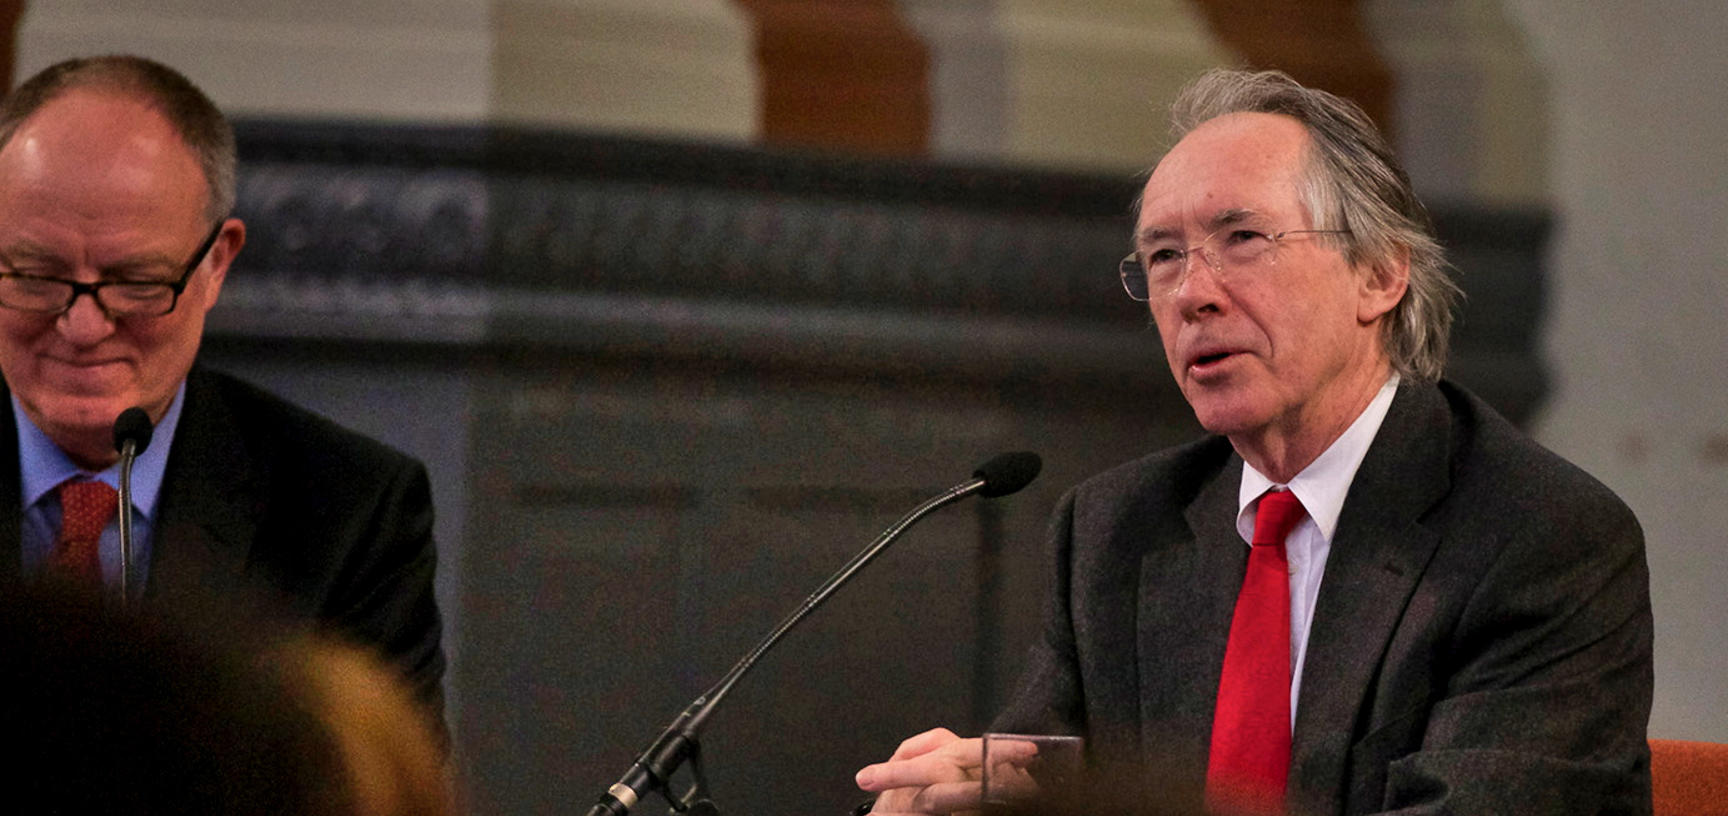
994,380,1653,815
0,368,445,717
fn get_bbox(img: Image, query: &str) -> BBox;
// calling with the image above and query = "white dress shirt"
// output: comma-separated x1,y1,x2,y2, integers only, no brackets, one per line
1235,375,1399,726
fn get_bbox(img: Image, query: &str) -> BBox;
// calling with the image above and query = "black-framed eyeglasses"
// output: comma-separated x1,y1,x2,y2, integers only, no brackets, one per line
1119,227,1352,301
0,220,225,318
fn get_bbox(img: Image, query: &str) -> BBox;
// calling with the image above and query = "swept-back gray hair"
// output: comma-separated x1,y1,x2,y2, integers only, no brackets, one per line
0,55,236,222
1168,68,1460,382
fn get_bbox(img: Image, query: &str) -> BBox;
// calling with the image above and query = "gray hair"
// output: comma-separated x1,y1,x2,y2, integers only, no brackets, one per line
0,55,236,222
1167,68,1460,382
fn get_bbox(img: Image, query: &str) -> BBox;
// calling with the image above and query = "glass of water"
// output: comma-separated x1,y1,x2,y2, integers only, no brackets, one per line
980,733,1084,814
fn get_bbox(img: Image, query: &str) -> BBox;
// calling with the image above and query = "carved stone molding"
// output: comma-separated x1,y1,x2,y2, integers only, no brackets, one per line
216,119,1548,417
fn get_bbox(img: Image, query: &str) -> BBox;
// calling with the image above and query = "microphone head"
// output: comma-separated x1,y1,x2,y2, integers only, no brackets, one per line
974,451,1042,498
112,407,155,456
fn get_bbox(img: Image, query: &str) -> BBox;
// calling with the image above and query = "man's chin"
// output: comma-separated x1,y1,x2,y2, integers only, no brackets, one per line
28,394,138,439
1186,396,1271,438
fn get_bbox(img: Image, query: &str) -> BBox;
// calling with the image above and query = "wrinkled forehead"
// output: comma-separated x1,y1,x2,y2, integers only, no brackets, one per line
1135,112,1314,241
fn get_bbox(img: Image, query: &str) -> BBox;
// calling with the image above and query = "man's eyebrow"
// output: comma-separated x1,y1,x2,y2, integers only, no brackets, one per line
1135,225,1179,245
1207,208,1261,229
1,239,65,263
1135,208,1265,246
0,241,179,271
102,252,182,271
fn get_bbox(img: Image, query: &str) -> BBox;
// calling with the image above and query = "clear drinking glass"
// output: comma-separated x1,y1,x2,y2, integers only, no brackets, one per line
980,733,1084,814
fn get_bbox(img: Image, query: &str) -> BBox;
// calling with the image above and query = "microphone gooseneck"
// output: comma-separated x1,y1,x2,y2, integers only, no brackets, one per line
584,452,1043,816
111,407,154,607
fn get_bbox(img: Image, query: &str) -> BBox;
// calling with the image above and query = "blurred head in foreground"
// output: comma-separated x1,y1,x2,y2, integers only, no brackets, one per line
0,584,454,815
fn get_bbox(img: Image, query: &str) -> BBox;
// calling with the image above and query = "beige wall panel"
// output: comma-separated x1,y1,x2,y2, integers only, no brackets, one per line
899,1,1011,159
1471,24,1550,207
1507,0,1728,742
1365,0,1549,206
16,1,492,121
490,0,756,141
993,1,1238,173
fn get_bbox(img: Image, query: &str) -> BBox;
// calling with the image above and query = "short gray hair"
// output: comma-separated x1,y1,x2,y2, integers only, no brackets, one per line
0,55,236,222
1167,68,1460,382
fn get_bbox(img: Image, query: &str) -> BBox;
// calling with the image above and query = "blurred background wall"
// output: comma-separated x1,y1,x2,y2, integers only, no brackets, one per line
5,1,1723,814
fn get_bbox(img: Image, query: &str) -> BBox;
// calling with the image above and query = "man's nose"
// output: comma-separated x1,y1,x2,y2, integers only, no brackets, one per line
1176,250,1227,290
57,291,117,342
1170,251,1230,315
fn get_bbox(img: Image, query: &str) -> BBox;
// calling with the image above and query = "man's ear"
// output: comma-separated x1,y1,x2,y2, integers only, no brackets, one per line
1358,245,1409,324
197,217,246,310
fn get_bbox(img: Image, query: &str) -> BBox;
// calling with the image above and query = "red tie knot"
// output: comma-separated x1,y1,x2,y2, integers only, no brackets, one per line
58,479,119,542
1251,489,1305,547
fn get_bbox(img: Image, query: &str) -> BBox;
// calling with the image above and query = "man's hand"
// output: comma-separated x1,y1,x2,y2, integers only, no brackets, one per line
855,728,1038,815
856,728,982,815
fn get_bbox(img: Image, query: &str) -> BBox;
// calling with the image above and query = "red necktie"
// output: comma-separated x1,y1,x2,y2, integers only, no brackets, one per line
47,479,118,585
1206,489,1306,815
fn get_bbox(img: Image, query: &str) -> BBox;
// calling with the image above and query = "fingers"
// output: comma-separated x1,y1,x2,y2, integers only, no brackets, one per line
856,749,971,791
856,729,986,815
982,737,1040,765
858,730,1076,816
982,764,1040,800
857,735,982,791
870,780,982,815
890,727,961,761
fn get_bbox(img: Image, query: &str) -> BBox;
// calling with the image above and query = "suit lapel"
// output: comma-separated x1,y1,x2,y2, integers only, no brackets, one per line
0,385,21,583
1288,382,1452,814
1135,452,1248,793
147,371,260,599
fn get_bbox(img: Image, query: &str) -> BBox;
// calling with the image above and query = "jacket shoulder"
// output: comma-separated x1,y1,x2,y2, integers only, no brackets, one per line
1071,434,1235,510
185,369,423,476
1435,380,1636,526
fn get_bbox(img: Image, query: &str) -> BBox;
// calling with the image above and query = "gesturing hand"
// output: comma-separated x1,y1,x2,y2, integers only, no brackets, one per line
855,728,1037,816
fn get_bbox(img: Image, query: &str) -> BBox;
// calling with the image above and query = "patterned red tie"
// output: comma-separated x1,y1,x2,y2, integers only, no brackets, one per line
47,479,119,585
1206,488,1306,815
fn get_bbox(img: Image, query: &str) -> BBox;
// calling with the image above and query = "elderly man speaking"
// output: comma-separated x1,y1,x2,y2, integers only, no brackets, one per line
857,69,1651,816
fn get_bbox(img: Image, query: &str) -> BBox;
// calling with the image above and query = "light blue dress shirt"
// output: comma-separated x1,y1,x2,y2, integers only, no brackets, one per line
16,383,185,592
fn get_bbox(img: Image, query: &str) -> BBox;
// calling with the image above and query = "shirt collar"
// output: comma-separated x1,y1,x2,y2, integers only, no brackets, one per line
1237,375,1400,543
15,382,187,518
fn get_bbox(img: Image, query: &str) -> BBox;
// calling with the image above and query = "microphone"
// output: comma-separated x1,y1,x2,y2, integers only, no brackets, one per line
974,451,1042,498
585,452,1042,816
112,407,154,606
113,408,154,456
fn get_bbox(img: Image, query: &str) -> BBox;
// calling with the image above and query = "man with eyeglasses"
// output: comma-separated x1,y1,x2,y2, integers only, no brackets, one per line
857,69,1650,815
0,56,444,725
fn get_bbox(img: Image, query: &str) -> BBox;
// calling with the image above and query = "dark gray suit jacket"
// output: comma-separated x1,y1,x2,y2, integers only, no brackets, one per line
994,380,1652,815
0,368,446,718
